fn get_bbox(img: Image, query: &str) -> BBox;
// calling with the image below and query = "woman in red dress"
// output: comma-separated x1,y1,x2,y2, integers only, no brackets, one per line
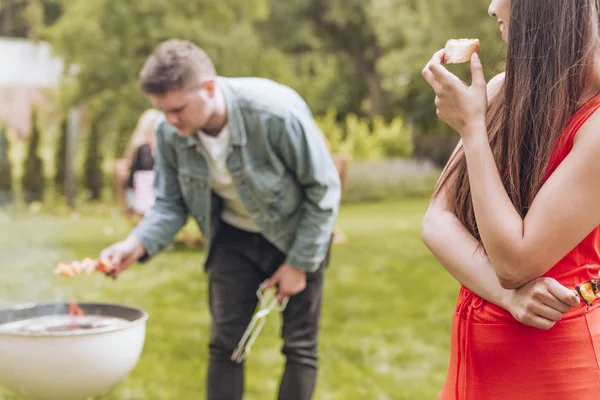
421,0,600,398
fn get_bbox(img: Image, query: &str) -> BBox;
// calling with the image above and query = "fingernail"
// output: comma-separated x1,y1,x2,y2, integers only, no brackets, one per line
472,53,480,61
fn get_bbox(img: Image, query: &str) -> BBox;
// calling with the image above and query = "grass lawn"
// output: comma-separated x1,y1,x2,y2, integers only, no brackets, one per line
0,199,459,400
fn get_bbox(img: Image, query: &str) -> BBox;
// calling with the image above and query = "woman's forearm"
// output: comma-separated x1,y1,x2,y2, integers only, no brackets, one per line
422,207,511,309
461,129,527,287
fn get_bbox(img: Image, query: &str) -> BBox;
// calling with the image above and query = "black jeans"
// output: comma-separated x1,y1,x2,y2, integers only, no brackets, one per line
204,221,329,400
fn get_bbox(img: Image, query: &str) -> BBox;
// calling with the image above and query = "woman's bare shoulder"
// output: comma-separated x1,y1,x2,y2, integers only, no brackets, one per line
574,105,600,145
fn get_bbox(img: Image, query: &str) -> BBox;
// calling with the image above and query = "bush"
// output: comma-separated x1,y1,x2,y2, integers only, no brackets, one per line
22,109,45,203
0,126,13,205
342,158,439,204
412,126,459,167
373,116,413,159
315,111,413,161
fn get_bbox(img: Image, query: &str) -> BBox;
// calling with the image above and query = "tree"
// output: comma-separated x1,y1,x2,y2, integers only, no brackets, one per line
0,125,13,205
377,0,504,124
0,0,62,38
372,0,505,164
21,109,45,203
83,116,103,201
47,0,286,139
46,0,507,165
1,0,14,37
259,0,394,117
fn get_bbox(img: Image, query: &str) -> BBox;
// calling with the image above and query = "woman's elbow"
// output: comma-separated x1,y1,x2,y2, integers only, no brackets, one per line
421,208,440,247
493,248,542,290
495,267,538,290
497,276,525,290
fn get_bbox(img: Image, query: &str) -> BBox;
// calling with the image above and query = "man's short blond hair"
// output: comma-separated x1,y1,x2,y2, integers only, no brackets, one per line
139,39,216,94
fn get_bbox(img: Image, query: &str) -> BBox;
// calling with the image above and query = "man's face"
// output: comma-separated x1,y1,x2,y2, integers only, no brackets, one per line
149,80,216,137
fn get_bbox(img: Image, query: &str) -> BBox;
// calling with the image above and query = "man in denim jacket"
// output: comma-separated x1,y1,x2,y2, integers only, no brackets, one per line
100,39,341,400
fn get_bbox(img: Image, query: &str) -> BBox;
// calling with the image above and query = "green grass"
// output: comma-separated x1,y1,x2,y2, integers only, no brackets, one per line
0,199,459,400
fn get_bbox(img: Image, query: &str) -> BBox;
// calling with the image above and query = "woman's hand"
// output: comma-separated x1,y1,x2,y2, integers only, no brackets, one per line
422,49,488,138
505,277,580,330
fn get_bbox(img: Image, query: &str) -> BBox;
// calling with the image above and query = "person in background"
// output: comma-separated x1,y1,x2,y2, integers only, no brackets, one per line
120,109,160,219
114,108,199,246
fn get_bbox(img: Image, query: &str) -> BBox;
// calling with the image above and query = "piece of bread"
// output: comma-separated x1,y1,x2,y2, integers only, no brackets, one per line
443,39,481,64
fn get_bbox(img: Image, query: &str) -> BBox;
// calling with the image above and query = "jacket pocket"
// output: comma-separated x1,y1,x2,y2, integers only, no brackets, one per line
266,174,301,218
177,172,207,216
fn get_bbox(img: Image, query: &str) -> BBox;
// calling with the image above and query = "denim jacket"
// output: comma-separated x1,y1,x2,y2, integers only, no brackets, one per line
131,77,341,272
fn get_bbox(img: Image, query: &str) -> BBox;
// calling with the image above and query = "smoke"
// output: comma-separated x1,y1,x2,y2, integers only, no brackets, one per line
0,215,78,310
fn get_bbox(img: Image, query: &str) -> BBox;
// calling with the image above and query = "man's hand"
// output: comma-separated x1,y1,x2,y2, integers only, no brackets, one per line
261,263,307,303
99,235,146,279
505,277,580,330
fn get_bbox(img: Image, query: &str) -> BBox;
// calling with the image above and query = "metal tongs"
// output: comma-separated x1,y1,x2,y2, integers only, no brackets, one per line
231,286,289,363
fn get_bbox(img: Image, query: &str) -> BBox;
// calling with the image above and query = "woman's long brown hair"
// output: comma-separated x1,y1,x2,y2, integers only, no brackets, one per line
434,0,600,241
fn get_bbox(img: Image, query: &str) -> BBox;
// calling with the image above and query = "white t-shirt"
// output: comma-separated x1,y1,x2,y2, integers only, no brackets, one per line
198,126,260,232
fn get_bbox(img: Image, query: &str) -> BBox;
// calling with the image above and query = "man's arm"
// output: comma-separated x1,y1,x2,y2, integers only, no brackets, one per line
273,113,341,272
130,122,189,260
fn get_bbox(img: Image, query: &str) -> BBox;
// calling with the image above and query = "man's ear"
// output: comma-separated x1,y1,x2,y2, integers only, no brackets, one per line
201,78,216,97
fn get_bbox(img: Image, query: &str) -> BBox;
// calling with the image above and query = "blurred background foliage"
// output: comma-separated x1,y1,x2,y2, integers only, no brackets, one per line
0,0,506,209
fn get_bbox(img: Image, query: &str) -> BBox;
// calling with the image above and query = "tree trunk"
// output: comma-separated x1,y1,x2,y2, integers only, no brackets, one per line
353,43,385,116
362,66,385,116
308,0,386,116
2,0,13,37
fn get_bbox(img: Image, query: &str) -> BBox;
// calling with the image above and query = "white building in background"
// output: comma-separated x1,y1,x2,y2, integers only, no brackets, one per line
0,37,64,136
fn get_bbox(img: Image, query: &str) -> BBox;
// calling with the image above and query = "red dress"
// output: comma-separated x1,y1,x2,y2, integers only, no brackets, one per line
439,96,600,399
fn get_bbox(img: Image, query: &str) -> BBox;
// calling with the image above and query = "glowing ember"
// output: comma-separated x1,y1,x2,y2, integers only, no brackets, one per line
69,301,84,316
68,301,84,329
